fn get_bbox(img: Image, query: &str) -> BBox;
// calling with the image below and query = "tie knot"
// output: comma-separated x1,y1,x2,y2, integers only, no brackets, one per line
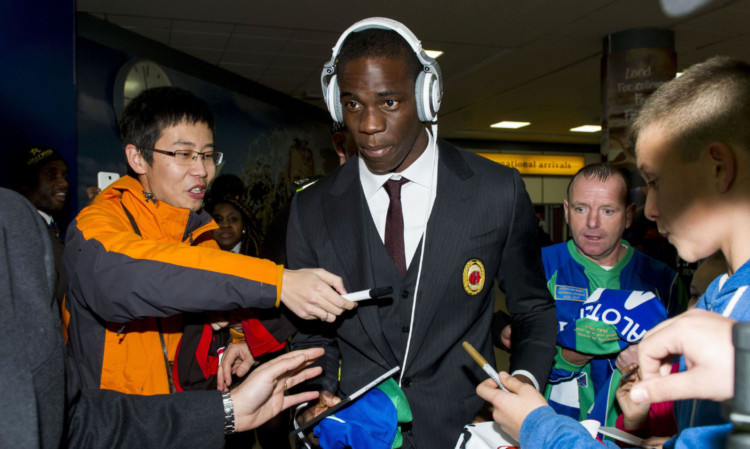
383,177,409,200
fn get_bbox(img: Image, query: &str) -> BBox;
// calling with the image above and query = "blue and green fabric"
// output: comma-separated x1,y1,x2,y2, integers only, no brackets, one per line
544,240,686,321
541,240,684,428
544,288,667,427
314,378,412,449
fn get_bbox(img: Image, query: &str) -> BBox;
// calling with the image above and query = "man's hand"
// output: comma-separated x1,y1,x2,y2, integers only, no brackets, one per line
500,324,512,349
217,342,256,392
86,186,101,200
294,390,341,445
615,363,649,431
616,344,639,371
475,371,548,441
208,312,230,331
210,320,230,331
513,372,535,387
231,347,324,433
281,268,355,322
472,400,494,423
631,309,735,405
642,436,670,448
561,348,594,366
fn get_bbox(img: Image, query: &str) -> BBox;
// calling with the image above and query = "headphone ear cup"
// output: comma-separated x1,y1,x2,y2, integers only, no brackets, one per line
415,71,439,122
415,71,428,122
326,75,343,122
429,72,441,120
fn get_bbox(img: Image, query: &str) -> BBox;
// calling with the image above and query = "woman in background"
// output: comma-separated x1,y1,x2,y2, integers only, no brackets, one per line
176,174,295,449
210,195,262,256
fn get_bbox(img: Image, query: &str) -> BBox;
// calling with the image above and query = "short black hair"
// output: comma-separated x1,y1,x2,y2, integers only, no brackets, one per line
567,162,632,206
118,87,215,176
336,28,423,83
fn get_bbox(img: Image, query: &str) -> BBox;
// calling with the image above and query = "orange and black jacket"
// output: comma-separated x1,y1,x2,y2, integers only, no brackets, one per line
63,176,284,395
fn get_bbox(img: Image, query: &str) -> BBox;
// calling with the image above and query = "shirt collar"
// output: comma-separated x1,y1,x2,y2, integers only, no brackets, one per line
37,209,53,226
359,128,436,200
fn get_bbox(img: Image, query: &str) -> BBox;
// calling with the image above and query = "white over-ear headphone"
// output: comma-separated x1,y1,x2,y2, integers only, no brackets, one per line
320,17,443,124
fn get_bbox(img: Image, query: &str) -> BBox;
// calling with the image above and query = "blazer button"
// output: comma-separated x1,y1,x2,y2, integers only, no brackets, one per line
401,290,409,299
401,326,410,333
402,377,411,387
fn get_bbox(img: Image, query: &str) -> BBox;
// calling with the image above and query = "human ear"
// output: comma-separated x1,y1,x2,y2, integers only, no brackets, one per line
332,131,348,162
125,144,148,175
707,142,736,193
563,199,570,225
625,203,635,229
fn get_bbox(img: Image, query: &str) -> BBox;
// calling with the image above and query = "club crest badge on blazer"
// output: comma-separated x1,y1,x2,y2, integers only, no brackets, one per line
463,259,486,295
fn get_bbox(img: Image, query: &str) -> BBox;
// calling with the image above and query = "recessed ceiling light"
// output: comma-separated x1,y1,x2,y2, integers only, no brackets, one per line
570,125,601,133
425,50,443,59
491,121,530,129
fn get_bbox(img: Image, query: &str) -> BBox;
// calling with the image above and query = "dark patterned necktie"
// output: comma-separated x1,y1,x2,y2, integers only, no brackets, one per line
383,178,409,276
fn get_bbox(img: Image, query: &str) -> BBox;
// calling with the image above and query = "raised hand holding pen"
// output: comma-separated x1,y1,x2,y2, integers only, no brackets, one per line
476,372,547,441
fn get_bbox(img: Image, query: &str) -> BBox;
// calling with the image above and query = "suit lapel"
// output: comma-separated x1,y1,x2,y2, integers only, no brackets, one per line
321,160,399,366
321,161,367,289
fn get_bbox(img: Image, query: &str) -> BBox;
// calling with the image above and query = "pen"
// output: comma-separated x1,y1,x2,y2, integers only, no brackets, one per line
620,365,639,384
342,286,393,302
462,341,509,392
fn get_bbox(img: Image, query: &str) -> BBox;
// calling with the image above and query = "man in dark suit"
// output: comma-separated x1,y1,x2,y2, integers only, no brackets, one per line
288,18,557,448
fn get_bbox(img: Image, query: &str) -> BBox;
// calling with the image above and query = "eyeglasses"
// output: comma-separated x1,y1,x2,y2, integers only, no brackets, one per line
144,148,224,166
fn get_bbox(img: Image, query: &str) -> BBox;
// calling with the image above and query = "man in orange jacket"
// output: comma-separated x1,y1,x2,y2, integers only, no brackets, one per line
64,86,356,395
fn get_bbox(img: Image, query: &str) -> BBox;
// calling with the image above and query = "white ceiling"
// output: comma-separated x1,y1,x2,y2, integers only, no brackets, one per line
77,0,750,146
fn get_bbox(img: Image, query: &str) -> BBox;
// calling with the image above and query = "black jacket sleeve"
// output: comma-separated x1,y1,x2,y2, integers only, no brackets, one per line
66,387,224,448
500,170,558,388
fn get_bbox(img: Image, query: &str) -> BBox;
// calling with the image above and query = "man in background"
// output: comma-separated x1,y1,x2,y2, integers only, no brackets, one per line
495,162,687,428
8,145,69,308
259,121,357,266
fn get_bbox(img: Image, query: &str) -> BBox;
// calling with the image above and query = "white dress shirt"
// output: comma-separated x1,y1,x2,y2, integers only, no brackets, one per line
37,209,53,226
358,129,438,269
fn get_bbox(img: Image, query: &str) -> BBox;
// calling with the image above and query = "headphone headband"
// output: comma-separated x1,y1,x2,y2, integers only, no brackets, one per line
328,18,438,73
321,17,443,123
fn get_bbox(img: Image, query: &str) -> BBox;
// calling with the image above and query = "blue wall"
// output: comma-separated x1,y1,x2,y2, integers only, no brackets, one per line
0,0,78,215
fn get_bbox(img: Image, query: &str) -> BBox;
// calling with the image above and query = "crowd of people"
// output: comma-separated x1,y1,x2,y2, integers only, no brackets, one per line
2,16,748,449
478,55,750,449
